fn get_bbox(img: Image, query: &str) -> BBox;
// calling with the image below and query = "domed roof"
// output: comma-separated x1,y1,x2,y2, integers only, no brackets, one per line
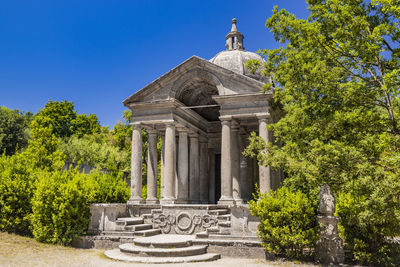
209,18,268,83
210,50,267,82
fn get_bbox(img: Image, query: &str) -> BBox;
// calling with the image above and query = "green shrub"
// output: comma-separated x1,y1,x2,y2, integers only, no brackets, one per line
0,154,34,235
87,170,129,203
29,168,129,245
336,192,400,266
249,186,318,259
30,170,92,244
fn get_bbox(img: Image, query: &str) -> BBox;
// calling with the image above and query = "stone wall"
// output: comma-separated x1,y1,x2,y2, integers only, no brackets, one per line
88,203,128,234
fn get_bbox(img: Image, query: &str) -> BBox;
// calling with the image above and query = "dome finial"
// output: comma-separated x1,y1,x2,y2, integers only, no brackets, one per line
225,18,244,51
231,18,238,32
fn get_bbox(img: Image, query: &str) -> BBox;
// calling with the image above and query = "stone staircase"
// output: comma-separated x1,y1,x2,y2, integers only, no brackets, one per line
104,234,220,263
195,207,232,238
102,216,161,238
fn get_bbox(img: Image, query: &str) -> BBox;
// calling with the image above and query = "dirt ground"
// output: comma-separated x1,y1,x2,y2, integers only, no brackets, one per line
0,232,317,267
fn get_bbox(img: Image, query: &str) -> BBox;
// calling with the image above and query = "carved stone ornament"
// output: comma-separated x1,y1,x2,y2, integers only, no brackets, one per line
315,184,345,264
152,212,218,234
319,184,335,216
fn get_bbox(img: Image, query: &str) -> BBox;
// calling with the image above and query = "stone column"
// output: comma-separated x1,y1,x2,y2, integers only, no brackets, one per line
218,118,234,205
146,129,158,204
240,132,251,202
231,121,242,204
175,136,179,198
161,123,176,204
177,129,189,203
160,133,165,200
199,138,209,204
189,133,200,203
208,150,216,204
258,116,272,194
128,123,144,204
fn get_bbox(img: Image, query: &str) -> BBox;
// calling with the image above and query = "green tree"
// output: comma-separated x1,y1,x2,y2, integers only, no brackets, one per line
245,0,400,265
0,107,29,155
71,113,101,138
31,100,100,138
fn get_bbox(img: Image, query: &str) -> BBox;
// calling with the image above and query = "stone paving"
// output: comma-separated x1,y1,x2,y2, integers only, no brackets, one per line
0,232,316,267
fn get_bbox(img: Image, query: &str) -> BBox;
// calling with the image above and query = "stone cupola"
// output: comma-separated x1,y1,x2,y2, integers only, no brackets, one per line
210,18,269,83
225,18,244,51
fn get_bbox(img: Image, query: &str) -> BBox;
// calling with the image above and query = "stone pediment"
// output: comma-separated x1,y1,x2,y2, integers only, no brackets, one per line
123,56,266,107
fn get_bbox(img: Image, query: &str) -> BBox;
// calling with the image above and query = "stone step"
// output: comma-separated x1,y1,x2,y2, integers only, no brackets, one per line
208,209,229,215
119,243,208,257
206,227,220,234
105,249,220,263
205,234,260,242
124,223,152,231
208,205,228,210
195,231,208,239
102,231,137,237
133,234,194,248
217,214,231,221
193,238,262,247
134,228,161,237
142,214,153,219
115,217,144,226
151,209,162,214
218,221,231,227
218,228,231,235
103,230,160,238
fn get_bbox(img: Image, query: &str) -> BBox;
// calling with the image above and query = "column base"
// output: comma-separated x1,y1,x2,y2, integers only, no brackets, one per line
160,198,177,205
234,198,244,205
175,199,189,204
218,196,235,205
146,198,159,204
127,197,145,205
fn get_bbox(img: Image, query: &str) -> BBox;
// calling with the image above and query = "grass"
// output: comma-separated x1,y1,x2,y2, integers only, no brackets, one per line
0,232,320,267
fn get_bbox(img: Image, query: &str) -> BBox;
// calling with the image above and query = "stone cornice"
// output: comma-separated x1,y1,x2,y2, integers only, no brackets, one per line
122,56,266,106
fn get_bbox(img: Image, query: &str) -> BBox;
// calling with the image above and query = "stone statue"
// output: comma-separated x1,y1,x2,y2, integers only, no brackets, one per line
315,184,345,264
319,184,335,216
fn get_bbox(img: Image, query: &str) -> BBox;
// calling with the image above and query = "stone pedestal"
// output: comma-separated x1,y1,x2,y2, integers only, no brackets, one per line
315,216,345,264
315,184,344,264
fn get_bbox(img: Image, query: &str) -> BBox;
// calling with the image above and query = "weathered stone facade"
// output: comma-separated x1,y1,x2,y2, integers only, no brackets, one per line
123,19,281,205
80,20,281,261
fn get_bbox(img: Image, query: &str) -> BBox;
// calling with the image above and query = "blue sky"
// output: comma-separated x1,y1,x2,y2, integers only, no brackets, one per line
0,1,309,127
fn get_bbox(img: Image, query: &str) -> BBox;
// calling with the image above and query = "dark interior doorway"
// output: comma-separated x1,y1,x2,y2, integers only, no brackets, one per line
214,154,221,203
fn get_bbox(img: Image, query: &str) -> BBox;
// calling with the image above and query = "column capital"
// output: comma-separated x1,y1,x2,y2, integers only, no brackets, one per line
132,122,141,130
220,119,231,127
176,126,189,133
199,136,208,143
147,128,158,135
231,120,240,131
189,131,199,138
256,114,271,123
219,116,232,122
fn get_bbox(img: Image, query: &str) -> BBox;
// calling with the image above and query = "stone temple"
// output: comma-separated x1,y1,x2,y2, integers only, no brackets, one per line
124,18,281,206
84,19,282,262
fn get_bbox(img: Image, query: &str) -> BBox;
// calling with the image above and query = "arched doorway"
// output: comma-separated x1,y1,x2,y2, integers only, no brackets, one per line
176,79,220,121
